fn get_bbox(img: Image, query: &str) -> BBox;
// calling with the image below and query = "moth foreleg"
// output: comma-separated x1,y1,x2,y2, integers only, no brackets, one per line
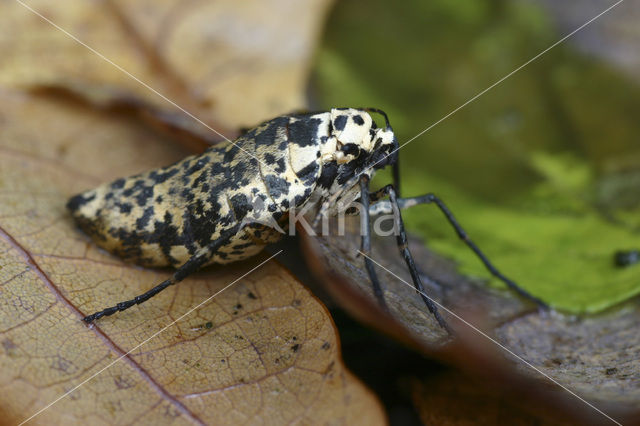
369,185,450,331
370,193,547,308
358,175,388,310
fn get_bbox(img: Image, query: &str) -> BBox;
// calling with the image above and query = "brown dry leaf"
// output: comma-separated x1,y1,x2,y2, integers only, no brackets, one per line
0,1,385,423
302,217,640,424
302,218,526,347
0,0,332,131
410,372,570,426
0,87,384,424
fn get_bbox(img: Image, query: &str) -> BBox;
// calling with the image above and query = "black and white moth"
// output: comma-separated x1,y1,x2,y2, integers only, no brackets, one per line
68,108,545,327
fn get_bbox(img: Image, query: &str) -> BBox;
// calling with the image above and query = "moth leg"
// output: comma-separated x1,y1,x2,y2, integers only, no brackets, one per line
359,175,388,310
367,183,450,331
369,193,547,308
83,224,242,323
312,199,332,230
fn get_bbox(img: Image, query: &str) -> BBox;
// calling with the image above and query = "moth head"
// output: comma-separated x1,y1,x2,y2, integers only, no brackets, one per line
328,108,398,169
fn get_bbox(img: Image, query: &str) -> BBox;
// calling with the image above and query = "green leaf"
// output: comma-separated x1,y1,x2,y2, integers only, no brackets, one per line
314,0,640,313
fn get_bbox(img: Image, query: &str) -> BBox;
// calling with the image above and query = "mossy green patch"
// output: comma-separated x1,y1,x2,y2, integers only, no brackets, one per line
314,0,640,313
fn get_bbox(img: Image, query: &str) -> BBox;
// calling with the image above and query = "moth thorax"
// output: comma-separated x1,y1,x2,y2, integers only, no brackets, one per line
321,108,396,167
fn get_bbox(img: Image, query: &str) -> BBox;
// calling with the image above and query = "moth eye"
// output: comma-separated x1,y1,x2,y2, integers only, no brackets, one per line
341,143,360,156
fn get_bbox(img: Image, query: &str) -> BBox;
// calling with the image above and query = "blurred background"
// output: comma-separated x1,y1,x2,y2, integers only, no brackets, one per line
308,1,640,423
312,0,640,314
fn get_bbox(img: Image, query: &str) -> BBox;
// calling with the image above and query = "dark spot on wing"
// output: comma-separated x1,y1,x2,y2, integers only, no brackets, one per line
275,158,286,173
136,206,154,230
265,153,276,165
295,161,319,185
181,188,195,203
293,187,313,206
288,117,322,148
136,186,154,207
149,168,179,184
230,193,252,219
111,178,125,189
255,117,289,147
66,192,95,212
116,202,132,214
264,175,290,198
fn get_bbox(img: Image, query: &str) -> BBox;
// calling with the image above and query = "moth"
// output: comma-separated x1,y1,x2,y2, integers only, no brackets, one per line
68,108,545,326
